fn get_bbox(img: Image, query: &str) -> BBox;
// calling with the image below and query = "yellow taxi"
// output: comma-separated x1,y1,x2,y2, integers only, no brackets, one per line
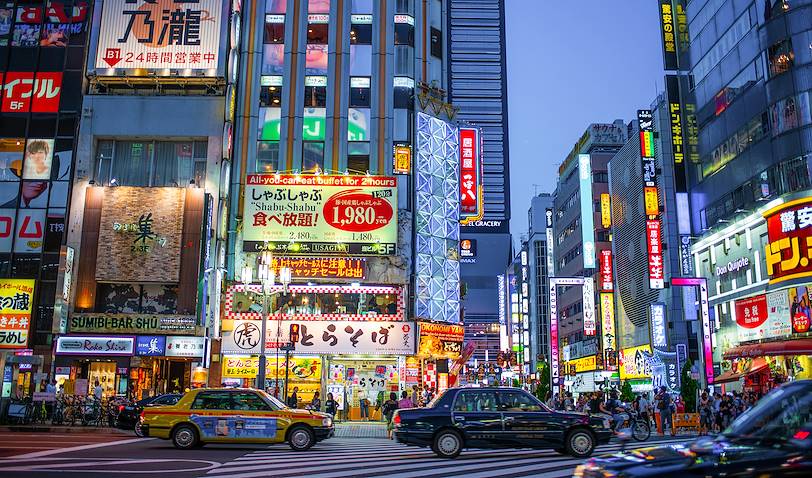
140,388,334,450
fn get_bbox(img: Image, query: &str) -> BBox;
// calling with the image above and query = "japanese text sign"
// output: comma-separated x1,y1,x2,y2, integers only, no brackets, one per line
0,279,34,349
165,336,205,357
600,193,611,228
417,322,464,359
223,319,414,355
650,303,667,349
1,72,62,113
582,277,596,336
269,257,365,280
222,356,322,380
599,249,613,292
243,175,397,256
94,0,223,73
764,197,812,285
393,144,411,174
644,186,659,217
735,292,791,342
135,335,166,356
647,219,665,289
600,293,616,359
659,0,679,70
459,128,482,220
619,345,653,380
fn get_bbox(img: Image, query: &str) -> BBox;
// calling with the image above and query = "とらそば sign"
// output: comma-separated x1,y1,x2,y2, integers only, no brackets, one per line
94,0,224,74
417,322,464,359
243,175,397,256
0,279,35,349
763,197,812,285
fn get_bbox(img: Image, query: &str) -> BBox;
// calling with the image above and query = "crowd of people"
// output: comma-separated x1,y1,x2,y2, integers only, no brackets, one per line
544,386,763,436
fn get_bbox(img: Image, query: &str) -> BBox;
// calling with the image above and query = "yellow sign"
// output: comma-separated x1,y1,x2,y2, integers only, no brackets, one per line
562,355,597,374
600,193,611,228
644,186,659,217
393,144,411,174
619,345,653,380
0,279,35,349
222,356,322,381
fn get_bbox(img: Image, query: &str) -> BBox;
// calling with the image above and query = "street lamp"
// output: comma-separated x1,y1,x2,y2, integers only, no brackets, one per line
276,266,291,400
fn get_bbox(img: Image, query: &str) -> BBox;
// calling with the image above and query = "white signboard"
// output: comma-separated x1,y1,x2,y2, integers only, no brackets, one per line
95,0,224,72
55,336,134,356
582,277,596,336
165,336,205,357
650,303,667,348
222,320,415,355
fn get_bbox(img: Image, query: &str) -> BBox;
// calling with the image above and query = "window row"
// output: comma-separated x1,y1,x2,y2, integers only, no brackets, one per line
257,140,372,175
702,111,769,179
93,140,208,187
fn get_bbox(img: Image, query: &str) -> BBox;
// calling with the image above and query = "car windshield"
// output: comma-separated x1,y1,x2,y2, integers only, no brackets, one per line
722,385,812,446
257,390,285,410
426,390,448,408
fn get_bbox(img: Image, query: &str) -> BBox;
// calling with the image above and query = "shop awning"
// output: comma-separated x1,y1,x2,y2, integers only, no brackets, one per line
714,357,769,384
723,339,812,360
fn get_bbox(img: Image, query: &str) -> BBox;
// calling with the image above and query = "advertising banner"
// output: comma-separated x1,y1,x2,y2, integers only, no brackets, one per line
417,322,464,359
599,250,613,291
0,279,35,349
222,319,414,355
600,293,616,370
94,0,224,73
459,127,482,221
562,355,597,374
55,336,134,356
243,175,397,255
646,219,665,289
70,313,197,335
600,193,611,228
96,187,187,283
578,154,596,268
650,303,667,349
658,0,679,70
222,356,323,380
619,344,653,380
666,75,687,192
1,72,62,113
788,285,812,334
644,186,659,217
268,257,365,280
582,277,596,336
135,335,166,356
763,197,812,285
165,336,205,357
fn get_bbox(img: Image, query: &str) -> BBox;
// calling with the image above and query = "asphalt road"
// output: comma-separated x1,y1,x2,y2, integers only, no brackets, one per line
0,432,692,478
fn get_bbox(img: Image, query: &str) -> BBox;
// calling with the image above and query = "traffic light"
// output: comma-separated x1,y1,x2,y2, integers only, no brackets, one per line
289,324,300,343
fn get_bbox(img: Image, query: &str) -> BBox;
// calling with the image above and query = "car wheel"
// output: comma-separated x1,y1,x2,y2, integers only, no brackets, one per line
432,430,463,459
288,426,315,451
134,422,144,437
172,424,199,450
565,429,595,458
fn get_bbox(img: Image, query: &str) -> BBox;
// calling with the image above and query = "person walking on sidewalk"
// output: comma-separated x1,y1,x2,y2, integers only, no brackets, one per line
382,392,398,439
287,387,299,408
398,390,414,409
655,386,675,436
325,392,338,418
309,391,321,412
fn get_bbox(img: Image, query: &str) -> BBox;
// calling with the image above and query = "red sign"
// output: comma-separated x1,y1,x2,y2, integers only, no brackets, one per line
735,295,768,329
646,219,664,289
1,72,63,113
793,312,810,333
764,197,812,285
459,128,480,217
269,257,366,280
599,249,613,292
16,1,89,23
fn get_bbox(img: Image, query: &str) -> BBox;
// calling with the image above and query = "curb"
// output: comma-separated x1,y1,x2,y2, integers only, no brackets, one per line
0,426,134,434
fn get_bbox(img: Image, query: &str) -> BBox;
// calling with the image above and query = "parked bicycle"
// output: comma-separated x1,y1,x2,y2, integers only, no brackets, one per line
615,408,652,442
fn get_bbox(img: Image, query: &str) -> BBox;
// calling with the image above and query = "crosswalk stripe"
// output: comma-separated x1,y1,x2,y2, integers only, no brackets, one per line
204,437,690,478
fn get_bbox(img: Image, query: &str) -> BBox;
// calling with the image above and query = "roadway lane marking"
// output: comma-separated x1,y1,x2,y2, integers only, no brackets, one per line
0,458,221,474
6,437,154,459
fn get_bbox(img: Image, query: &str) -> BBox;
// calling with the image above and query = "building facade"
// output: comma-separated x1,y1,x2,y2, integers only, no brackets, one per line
526,193,553,373
448,0,512,365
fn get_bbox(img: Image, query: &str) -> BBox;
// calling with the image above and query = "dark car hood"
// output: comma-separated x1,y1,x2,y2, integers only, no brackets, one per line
580,438,805,477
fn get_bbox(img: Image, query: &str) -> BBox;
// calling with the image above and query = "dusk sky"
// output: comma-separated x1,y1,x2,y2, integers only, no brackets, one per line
505,0,665,239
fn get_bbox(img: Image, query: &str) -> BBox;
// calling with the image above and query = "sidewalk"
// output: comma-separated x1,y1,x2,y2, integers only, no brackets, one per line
0,424,133,434
334,421,387,439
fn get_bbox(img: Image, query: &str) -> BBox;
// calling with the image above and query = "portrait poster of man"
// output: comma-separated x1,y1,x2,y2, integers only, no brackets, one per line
22,138,54,180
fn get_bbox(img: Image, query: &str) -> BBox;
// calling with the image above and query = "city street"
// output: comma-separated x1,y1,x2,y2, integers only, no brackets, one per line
0,434,692,478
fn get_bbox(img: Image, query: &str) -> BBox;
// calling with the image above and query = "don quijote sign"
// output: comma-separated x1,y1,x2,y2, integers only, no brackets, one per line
715,257,749,278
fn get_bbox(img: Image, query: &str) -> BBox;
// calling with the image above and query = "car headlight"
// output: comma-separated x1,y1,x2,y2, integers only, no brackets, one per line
322,417,332,427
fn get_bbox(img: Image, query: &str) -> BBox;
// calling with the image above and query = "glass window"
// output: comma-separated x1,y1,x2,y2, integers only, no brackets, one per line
264,16,285,43
350,23,372,44
111,141,153,186
266,0,287,13
347,154,369,174
498,391,544,412
352,0,373,12
191,391,233,410
260,84,283,107
307,24,328,44
231,288,401,316
152,395,181,406
0,138,23,182
231,391,272,411
257,141,280,172
350,82,371,107
394,23,414,46
350,45,372,76
394,45,413,77
259,107,282,141
348,108,370,141
453,391,498,412
302,142,324,172
309,0,330,13
768,39,793,77
430,27,442,58
306,44,328,75
305,85,327,107
303,108,326,141
347,141,370,156
262,44,285,75
393,86,412,109
97,140,206,187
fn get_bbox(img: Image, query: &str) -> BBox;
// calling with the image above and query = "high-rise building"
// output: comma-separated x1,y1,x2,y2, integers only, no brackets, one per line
448,0,512,363
526,193,553,372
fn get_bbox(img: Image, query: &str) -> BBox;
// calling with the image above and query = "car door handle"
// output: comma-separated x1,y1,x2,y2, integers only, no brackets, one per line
503,416,514,421
455,416,465,421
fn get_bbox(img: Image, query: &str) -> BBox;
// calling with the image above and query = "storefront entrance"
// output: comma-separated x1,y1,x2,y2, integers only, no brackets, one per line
326,357,399,421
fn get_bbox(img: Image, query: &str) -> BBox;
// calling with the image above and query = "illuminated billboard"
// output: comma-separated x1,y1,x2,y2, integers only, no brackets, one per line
763,196,812,285
578,154,596,268
242,175,397,256
459,127,483,223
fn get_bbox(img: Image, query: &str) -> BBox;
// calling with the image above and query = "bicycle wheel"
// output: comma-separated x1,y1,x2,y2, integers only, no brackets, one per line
633,420,651,441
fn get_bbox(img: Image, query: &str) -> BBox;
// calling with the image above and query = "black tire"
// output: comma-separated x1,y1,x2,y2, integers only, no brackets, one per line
288,425,315,451
432,429,463,459
565,429,595,458
172,424,199,450
632,420,651,442
134,422,144,437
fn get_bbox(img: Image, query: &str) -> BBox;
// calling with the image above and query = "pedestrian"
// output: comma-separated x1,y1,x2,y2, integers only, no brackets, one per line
358,388,370,421
699,392,712,435
588,392,602,415
310,391,321,411
46,380,56,394
287,386,299,408
382,392,398,439
638,393,650,426
325,392,338,418
545,391,555,409
398,390,414,409
93,380,103,401
411,385,420,407
563,391,575,411
655,386,675,436
712,392,722,433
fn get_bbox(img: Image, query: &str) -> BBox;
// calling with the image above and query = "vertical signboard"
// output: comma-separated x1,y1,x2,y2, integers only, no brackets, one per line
650,303,667,349
600,292,616,368
545,209,555,275
0,279,35,349
599,250,613,292
459,127,482,222
672,277,713,385
549,281,560,389
582,277,596,336
94,0,224,74
600,193,611,228
659,0,679,70
646,219,665,289
666,75,687,192
578,154,595,269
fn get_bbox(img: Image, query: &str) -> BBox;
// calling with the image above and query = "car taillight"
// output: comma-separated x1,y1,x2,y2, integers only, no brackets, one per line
393,413,401,425
139,410,146,422
118,405,125,413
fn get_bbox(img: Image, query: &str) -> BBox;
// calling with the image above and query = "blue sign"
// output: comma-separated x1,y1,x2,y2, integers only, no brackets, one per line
136,336,166,356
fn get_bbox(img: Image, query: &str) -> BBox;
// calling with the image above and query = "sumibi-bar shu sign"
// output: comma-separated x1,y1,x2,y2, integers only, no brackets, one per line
243,175,398,256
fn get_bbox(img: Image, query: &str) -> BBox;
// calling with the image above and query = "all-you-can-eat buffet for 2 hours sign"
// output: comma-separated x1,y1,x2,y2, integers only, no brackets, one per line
243,175,397,255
